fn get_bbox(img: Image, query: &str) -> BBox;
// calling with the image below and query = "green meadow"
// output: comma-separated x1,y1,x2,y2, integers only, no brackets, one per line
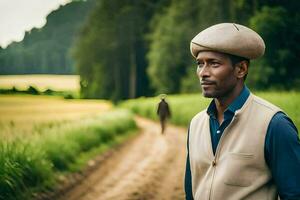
121,91,300,132
0,95,137,200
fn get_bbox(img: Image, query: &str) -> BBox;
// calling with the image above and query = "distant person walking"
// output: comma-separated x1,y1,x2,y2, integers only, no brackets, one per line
157,95,171,134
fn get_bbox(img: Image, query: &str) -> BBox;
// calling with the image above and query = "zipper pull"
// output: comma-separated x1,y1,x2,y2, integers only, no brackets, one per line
212,160,217,167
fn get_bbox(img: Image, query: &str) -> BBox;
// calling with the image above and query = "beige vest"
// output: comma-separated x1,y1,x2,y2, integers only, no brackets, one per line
189,94,281,200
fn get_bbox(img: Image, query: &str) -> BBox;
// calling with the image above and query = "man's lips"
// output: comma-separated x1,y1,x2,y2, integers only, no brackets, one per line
200,81,215,85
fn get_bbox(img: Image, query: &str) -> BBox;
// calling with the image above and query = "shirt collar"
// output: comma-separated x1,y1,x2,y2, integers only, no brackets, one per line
207,85,250,117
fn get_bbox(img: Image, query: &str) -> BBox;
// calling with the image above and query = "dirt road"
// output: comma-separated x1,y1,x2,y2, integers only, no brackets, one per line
58,117,187,200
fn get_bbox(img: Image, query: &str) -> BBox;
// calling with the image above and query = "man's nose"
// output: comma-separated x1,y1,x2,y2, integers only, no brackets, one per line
197,65,210,77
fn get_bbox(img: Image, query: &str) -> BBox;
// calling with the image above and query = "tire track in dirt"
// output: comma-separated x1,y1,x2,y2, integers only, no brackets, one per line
58,117,187,200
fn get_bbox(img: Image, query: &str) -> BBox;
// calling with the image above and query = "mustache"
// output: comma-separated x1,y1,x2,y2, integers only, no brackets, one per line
200,79,216,85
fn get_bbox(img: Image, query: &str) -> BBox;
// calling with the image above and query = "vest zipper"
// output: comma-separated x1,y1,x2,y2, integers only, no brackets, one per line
208,116,237,200
208,159,217,200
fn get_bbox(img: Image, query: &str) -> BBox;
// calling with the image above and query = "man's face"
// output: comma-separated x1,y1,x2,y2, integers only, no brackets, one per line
196,51,238,98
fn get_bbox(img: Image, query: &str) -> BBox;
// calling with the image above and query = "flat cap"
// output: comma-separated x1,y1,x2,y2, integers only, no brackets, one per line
190,23,265,59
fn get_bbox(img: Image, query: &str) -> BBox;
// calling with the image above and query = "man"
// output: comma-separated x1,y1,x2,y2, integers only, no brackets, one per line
185,23,300,200
157,95,171,134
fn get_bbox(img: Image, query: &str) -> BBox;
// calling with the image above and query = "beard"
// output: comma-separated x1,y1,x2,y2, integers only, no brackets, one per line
200,80,237,99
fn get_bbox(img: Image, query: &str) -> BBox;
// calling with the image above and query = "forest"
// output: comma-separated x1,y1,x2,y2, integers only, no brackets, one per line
0,0,95,74
0,0,299,101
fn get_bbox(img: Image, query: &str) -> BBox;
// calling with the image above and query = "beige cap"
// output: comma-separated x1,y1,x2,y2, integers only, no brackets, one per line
190,23,265,59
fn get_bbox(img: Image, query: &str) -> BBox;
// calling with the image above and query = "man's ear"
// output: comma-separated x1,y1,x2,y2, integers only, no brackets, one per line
235,61,248,79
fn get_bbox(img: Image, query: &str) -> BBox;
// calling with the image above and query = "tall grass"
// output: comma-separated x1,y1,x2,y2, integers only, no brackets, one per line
120,94,210,127
120,91,300,130
0,140,54,200
41,110,136,171
0,109,136,200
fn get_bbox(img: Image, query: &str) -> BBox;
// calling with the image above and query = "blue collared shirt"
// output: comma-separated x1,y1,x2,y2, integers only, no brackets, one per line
185,86,300,200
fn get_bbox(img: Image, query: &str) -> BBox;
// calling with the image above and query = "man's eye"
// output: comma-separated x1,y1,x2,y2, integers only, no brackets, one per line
211,62,220,67
197,62,204,67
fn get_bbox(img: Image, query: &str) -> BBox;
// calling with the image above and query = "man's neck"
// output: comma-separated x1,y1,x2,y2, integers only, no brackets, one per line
214,84,244,123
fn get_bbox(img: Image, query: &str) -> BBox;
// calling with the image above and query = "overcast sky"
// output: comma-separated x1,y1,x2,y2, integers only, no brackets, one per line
0,0,71,48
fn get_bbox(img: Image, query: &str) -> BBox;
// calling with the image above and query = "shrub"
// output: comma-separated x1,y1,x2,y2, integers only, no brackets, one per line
63,93,74,99
27,86,39,95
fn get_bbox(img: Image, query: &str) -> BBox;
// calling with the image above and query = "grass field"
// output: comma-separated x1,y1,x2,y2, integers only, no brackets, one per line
121,91,300,131
0,95,137,200
0,75,79,92
0,94,112,139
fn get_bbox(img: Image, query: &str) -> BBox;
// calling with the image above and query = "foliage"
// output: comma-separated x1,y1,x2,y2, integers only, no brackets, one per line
147,0,259,94
0,86,78,98
248,6,300,89
147,0,300,94
147,0,193,94
0,109,137,199
147,0,234,94
0,75,80,92
0,0,299,98
121,91,300,130
73,0,163,101
0,140,53,200
0,74,80,97
121,94,210,126
26,86,39,95
41,110,137,170
180,66,201,93
0,0,95,75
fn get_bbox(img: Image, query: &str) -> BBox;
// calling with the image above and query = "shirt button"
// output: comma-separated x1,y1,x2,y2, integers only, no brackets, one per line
212,160,217,167
216,130,221,134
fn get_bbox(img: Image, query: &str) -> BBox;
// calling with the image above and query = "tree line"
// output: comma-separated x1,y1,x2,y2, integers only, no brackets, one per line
0,0,299,101
74,0,299,101
0,0,95,75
